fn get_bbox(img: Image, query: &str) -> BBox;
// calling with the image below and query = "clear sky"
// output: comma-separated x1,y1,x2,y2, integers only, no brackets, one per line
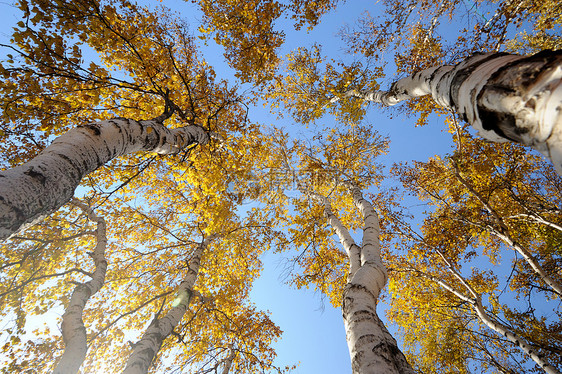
222,2,455,373
0,0,455,373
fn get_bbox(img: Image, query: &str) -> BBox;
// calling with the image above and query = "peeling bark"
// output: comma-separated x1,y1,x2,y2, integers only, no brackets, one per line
122,235,215,374
0,118,210,240
345,50,562,174
53,199,107,374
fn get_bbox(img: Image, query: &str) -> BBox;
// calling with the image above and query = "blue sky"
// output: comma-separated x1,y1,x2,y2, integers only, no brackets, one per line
2,0,560,372
0,0,455,372
221,2,455,373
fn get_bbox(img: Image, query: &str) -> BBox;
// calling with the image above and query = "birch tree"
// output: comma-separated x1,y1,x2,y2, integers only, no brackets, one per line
0,160,287,373
258,125,415,373
266,0,562,174
270,47,562,174
54,199,108,374
0,1,288,372
0,0,250,238
386,130,562,372
122,234,214,374
403,250,561,374
305,184,413,374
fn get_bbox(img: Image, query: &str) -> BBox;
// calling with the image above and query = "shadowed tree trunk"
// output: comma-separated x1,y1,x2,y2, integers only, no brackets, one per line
122,234,216,374
0,118,210,240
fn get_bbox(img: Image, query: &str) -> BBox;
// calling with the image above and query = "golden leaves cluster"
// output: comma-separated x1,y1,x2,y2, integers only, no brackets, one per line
387,131,562,372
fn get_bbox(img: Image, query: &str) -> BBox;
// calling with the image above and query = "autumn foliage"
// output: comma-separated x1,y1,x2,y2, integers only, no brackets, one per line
0,0,560,373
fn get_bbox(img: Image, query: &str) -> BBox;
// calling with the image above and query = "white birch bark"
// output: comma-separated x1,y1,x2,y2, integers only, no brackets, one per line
341,50,562,174
507,213,562,233
342,187,414,374
472,297,560,374
0,118,210,240
121,235,215,374
302,188,361,277
308,184,414,373
53,199,108,374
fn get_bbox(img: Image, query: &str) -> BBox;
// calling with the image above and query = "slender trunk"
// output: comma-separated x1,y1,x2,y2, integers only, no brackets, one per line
508,213,562,233
0,118,210,239
452,166,562,296
346,50,562,174
342,187,414,374
302,187,361,277
53,200,107,374
473,298,561,374
220,349,236,374
310,184,414,373
121,235,214,374
491,229,562,296
415,253,561,374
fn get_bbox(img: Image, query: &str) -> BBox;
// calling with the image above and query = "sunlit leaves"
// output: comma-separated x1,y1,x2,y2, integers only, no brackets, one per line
258,124,389,308
194,0,343,84
267,44,383,126
387,131,562,372
0,0,290,372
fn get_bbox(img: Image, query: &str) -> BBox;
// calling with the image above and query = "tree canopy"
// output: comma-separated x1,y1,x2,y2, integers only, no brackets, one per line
0,0,560,373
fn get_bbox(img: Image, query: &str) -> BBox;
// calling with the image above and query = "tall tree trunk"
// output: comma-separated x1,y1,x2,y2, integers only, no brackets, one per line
342,187,414,374
122,235,215,374
345,50,562,174
0,118,210,240
53,199,108,374
305,184,414,374
220,349,236,374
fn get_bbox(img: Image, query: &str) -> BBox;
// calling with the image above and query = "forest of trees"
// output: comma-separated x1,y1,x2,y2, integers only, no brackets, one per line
0,0,560,373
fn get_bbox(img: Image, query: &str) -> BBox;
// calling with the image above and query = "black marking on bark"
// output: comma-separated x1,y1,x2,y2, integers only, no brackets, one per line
10,207,27,229
448,53,508,109
357,334,377,345
24,167,47,185
56,153,83,180
525,97,536,110
347,282,379,302
432,67,453,106
109,120,123,133
370,341,396,366
0,195,27,227
386,81,402,103
477,107,524,142
482,50,562,98
78,123,101,136
103,141,114,159
351,309,378,323
94,150,103,169
427,65,441,85
132,119,144,131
